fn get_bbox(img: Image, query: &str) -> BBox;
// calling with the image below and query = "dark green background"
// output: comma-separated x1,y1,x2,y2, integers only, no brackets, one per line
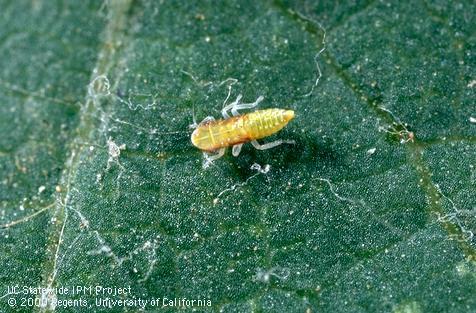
0,0,475,312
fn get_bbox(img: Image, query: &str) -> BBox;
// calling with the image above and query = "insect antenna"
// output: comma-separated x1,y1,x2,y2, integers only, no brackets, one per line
189,102,198,129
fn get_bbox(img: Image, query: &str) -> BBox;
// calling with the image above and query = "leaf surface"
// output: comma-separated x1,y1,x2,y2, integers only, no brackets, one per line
1,1,475,312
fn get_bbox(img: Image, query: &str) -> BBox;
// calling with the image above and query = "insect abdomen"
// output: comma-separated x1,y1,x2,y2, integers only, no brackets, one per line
243,109,294,140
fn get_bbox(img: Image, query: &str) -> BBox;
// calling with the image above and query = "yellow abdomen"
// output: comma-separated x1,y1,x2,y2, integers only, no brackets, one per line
191,109,294,151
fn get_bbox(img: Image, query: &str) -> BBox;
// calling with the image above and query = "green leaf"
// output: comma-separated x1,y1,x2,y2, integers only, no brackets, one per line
1,0,475,312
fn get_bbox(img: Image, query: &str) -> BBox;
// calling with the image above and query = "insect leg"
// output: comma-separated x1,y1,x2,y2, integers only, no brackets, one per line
205,148,225,161
222,94,242,119
250,139,295,150
203,148,226,168
198,116,215,125
231,96,264,116
232,144,243,156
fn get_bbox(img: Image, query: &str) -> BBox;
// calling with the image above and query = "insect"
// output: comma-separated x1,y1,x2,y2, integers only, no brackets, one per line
191,94,295,166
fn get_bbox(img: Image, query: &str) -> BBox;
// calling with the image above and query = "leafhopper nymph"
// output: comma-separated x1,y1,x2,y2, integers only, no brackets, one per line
191,95,295,167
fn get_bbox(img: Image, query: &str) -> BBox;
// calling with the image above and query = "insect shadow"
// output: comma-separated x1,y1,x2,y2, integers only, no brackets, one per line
224,130,339,175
